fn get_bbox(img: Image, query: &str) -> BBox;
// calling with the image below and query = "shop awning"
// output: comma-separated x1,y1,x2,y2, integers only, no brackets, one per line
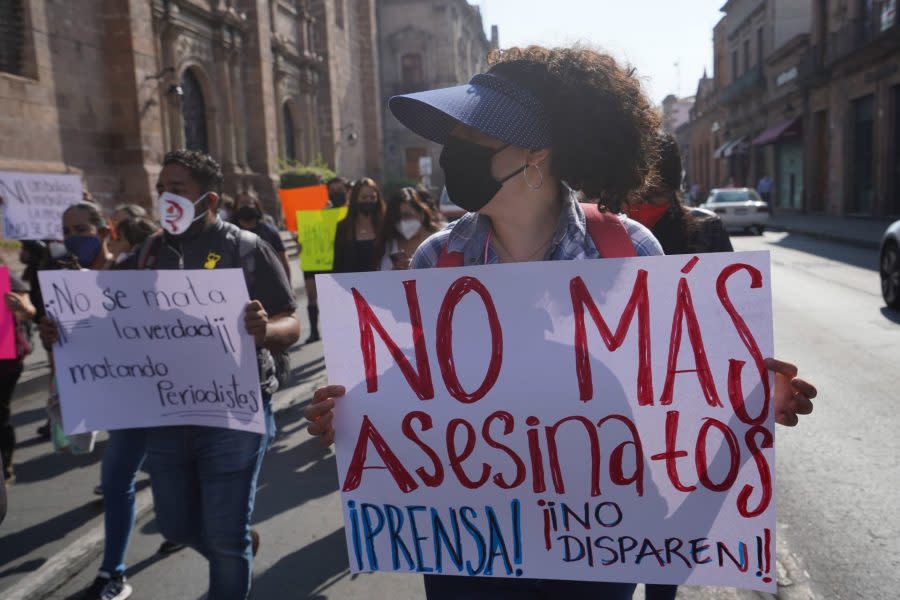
752,118,801,146
713,140,732,159
717,137,749,158
726,137,749,157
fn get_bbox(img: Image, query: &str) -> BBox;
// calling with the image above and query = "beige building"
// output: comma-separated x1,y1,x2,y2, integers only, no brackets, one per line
0,0,382,216
684,0,899,217
377,0,497,190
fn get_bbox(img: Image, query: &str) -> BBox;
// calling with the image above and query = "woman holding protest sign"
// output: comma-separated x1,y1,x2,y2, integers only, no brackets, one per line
332,178,385,274
375,186,439,271
305,46,816,599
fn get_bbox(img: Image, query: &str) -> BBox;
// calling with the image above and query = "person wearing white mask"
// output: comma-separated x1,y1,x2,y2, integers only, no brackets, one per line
376,187,440,271
43,151,300,600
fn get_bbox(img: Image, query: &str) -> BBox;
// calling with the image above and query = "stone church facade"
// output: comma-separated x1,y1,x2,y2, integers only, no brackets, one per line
0,0,381,215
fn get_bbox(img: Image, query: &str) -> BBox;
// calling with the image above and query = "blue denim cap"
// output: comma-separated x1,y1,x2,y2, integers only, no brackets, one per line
389,73,552,150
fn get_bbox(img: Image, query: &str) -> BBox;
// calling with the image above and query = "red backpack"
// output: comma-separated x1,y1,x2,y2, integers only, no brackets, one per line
436,203,636,267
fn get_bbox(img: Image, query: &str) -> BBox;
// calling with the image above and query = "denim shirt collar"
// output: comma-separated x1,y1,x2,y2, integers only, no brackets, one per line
444,186,592,265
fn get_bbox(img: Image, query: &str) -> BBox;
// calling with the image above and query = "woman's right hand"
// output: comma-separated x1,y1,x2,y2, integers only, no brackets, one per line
38,316,59,349
304,384,346,447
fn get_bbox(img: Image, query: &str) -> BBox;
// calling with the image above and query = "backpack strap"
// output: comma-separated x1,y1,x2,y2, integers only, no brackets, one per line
232,228,258,291
580,203,637,258
436,245,465,268
437,204,635,267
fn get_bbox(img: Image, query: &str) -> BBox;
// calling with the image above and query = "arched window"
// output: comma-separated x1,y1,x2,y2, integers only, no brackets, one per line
0,0,25,75
283,103,296,161
181,69,208,153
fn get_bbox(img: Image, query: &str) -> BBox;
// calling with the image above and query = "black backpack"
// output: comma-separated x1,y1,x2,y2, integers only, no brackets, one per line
136,228,292,391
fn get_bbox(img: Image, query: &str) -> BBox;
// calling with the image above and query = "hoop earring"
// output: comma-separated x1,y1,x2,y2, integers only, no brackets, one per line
523,164,544,190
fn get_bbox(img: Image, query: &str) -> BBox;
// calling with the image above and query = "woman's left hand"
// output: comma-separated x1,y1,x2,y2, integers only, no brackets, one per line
766,357,817,427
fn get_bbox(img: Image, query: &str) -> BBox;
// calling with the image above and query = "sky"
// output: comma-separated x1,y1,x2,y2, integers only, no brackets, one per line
469,0,727,105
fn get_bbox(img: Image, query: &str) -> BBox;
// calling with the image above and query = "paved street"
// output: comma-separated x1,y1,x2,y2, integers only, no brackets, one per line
1,232,898,599
729,232,900,600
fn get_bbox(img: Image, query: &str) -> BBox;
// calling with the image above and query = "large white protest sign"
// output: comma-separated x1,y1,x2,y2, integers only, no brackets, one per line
0,171,82,240
317,251,775,592
38,269,264,434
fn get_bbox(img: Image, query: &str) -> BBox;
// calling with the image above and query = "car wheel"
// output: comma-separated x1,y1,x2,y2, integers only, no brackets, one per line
881,241,900,309
754,225,766,235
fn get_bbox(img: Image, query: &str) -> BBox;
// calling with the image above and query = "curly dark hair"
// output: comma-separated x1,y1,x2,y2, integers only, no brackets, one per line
162,149,224,193
487,46,660,209
654,132,684,193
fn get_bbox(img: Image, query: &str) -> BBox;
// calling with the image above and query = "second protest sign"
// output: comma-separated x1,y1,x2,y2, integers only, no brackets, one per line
39,268,264,434
317,251,776,592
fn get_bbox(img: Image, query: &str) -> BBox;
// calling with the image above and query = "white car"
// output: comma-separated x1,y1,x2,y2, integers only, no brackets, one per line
701,188,770,235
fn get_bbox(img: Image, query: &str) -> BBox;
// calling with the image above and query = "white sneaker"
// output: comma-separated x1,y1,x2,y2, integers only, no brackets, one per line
100,576,132,600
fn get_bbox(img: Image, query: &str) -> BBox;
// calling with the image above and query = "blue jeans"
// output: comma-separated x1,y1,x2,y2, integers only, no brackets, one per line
100,428,147,576
423,575,636,599
144,403,274,600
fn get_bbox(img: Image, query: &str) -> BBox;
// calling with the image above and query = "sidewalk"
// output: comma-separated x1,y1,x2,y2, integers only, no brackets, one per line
768,212,894,249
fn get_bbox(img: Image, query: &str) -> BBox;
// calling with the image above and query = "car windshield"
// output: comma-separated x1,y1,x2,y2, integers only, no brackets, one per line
710,190,762,203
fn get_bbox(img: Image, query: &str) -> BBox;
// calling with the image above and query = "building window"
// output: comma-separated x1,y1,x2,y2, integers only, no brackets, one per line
401,53,424,92
181,69,209,153
283,103,296,161
731,50,739,81
850,94,875,214
0,0,25,76
743,39,750,73
756,27,764,65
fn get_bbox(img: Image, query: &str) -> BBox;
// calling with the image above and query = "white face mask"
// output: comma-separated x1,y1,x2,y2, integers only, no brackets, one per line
396,218,422,240
159,191,208,235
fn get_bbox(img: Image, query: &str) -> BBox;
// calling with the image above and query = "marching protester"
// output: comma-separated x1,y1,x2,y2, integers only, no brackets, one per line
233,192,292,285
0,265,37,485
298,177,348,344
627,132,733,255
41,151,299,600
375,186,439,271
304,45,817,599
326,176,349,208
110,216,158,264
332,177,385,273
123,150,297,599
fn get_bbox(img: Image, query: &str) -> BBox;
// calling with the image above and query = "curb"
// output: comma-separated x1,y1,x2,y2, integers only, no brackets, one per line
767,224,881,250
2,371,329,600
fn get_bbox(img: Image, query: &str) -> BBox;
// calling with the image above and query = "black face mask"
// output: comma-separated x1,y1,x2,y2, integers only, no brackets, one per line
357,202,376,216
439,136,526,213
236,205,261,222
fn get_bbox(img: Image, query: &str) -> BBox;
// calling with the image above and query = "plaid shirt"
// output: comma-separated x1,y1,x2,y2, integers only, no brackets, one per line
411,189,663,269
